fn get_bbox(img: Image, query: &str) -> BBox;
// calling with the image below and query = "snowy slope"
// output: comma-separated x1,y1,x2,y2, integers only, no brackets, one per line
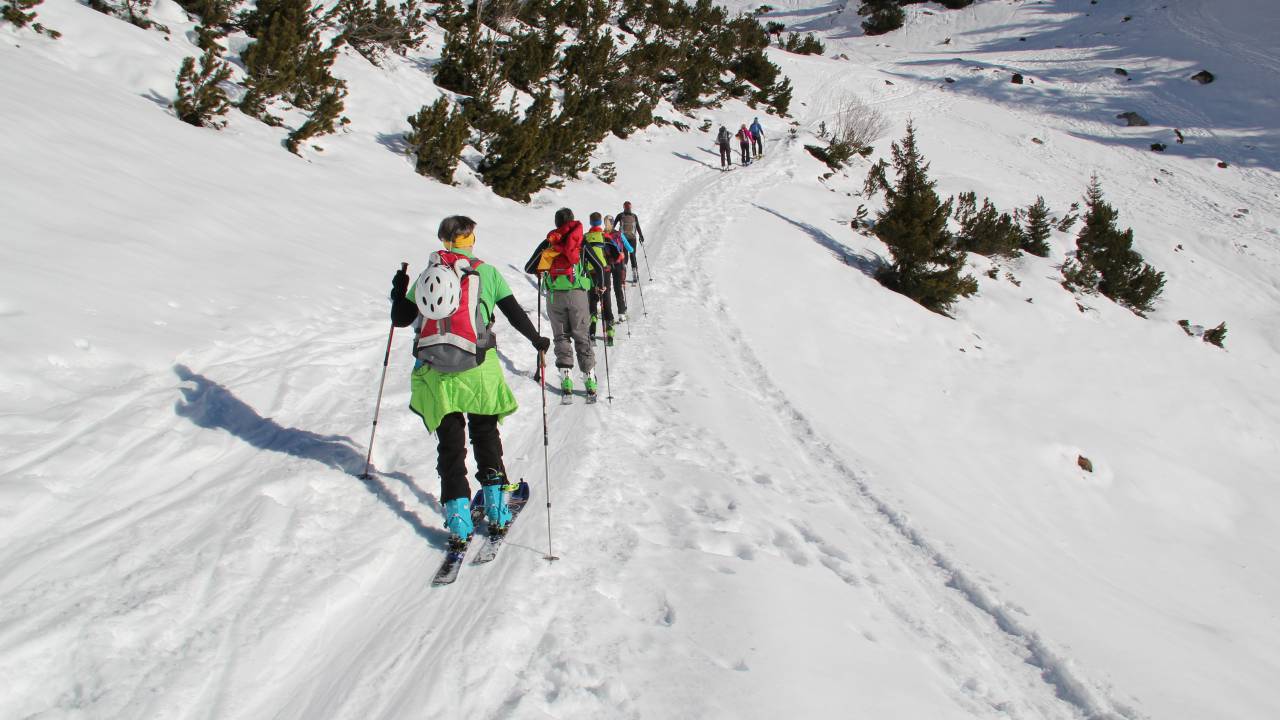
3,1,1279,719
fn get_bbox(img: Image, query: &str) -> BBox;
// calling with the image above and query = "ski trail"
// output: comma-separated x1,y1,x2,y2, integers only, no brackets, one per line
640,139,1138,719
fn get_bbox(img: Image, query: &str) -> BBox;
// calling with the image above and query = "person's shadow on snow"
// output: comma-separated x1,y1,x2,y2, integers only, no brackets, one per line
172,364,450,548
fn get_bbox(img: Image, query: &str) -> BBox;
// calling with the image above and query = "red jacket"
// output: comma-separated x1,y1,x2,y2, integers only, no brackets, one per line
545,220,584,277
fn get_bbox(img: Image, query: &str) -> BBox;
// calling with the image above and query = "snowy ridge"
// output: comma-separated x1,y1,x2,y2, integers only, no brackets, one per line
3,1,1280,718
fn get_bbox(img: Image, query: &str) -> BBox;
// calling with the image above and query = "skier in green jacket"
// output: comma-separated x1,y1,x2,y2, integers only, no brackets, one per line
390,216,550,548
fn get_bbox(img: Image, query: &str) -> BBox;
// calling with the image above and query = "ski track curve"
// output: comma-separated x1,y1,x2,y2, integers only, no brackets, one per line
638,138,1140,720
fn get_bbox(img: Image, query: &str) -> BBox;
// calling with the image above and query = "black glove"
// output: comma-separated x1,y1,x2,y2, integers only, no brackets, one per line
391,266,410,300
533,336,551,353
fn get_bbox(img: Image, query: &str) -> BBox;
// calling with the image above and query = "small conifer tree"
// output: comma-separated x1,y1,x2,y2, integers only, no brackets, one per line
1021,196,1052,257
175,0,233,49
859,0,904,36
1203,322,1227,348
874,122,977,314
240,0,343,122
478,90,554,202
3,0,59,35
954,192,1022,258
1072,176,1166,314
285,87,347,153
327,0,426,65
173,47,234,128
404,97,469,183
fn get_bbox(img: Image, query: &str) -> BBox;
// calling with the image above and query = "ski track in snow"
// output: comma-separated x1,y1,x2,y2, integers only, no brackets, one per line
635,141,1133,719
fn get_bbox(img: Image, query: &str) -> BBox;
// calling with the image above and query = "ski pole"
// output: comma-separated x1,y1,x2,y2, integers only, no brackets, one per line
360,261,407,479
537,281,558,562
640,237,653,281
635,269,648,317
601,311,614,404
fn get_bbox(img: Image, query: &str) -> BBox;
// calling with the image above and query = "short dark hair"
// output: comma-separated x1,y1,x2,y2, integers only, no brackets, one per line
589,211,602,225
437,215,476,242
554,207,574,227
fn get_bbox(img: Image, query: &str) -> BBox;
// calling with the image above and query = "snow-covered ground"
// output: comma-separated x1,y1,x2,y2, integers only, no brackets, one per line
2,1,1278,718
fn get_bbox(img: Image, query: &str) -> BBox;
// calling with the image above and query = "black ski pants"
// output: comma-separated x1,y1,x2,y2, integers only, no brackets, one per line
610,263,628,314
740,141,750,165
589,280,614,332
719,142,732,168
435,412,506,503
751,135,763,157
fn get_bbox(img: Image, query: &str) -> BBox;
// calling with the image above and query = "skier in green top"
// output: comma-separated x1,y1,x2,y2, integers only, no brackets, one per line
389,216,549,547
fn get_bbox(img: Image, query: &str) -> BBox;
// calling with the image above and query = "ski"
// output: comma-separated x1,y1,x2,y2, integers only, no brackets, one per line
431,540,470,586
585,391,599,404
471,481,530,565
561,392,574,405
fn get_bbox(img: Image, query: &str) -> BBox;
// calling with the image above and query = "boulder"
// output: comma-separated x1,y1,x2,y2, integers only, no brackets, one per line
1191,70,1215,84
1151,143,1167,152
1117,111,1149,126
1078,455,1094,473
1011,73,1024,84
1113,67,1129,76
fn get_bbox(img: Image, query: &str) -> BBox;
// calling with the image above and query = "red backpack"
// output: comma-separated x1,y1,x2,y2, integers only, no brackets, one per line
414,251,496,373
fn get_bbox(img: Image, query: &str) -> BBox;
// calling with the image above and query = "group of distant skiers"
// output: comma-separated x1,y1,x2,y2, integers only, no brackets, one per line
386,202,647,550
717,117,765,170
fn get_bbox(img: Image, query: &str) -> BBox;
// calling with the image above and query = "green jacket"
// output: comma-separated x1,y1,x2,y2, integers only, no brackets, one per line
405,249,518,431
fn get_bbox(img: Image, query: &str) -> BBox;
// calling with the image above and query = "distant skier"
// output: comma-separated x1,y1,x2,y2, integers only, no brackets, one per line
737,124,752,166
750,117,764,158
613,200,645,283
717,125,733,169
524,208,605,401
603,216,632,323
388,216,550,548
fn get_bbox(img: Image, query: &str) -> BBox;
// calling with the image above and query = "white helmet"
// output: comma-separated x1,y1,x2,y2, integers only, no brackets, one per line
415,264,461,320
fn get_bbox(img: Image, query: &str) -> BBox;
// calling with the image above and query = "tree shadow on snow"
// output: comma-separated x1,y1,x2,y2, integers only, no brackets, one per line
751,204,885,277
376,132,414,164
172,364,450,548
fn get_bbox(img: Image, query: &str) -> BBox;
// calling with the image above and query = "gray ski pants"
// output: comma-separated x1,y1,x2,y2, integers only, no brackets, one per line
548,288,595,373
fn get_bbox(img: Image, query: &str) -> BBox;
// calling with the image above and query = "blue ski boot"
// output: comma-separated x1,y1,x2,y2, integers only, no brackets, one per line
442,497,473,546
478,469,513,533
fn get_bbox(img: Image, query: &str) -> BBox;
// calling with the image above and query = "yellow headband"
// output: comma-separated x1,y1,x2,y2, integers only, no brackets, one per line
446,232,475,249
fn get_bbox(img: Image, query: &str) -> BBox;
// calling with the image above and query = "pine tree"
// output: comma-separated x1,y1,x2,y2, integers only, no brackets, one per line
502,24,560,93
874,122,976,314
327,0,426,65
434,21,501,99
954,192,1022,258
1072,176,1166,314
1203,322,1227,348
404,97,469,183
3,0,58,35
176,0,234,51
859,0,904,36
240,0,343,122
285,87,347,153
173,47,234,128
1021,196,1052,257
478,90,554,202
